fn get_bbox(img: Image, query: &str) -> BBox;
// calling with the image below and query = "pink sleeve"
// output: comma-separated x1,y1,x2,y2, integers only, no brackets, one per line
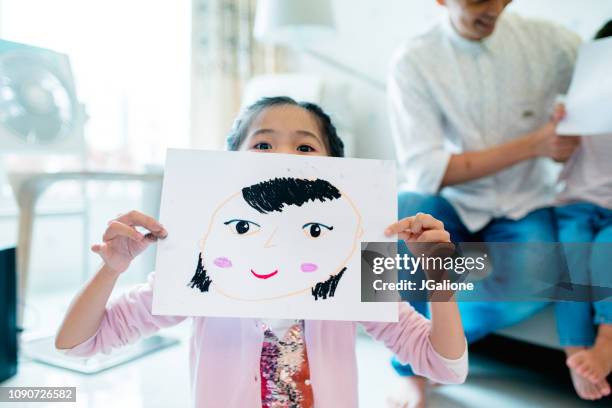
61,272,187,357
360,303,467,384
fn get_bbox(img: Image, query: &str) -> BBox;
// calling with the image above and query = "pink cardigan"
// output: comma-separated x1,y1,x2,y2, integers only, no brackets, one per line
63,273,466,407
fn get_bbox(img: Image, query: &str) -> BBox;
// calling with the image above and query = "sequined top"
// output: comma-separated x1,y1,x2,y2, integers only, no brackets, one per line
260,320,314,408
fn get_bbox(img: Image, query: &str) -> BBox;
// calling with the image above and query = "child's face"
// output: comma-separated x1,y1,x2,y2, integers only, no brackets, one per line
200,187,361,301
239,105,330,157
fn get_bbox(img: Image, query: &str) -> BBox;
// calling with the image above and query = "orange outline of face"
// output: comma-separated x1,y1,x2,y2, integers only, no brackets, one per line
199,183,363,302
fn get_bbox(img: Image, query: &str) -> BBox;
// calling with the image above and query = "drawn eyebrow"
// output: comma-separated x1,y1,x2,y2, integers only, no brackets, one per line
302,222,334,230
223,219,261,227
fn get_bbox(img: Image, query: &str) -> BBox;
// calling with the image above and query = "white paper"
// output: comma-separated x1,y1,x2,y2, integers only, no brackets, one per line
152,149,398,322
558,37,612,136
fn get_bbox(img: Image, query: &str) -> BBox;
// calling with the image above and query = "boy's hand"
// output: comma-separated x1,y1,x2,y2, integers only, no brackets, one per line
531,103,581,162
92,210,167,275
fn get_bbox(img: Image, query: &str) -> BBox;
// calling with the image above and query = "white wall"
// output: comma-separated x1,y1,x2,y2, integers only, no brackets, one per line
296,0,612,159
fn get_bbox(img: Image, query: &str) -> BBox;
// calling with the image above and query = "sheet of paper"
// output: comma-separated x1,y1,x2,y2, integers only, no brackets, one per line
558,37,612,136
152,149,398,322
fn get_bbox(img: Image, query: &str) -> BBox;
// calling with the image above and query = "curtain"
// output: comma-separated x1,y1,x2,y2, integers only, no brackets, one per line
190,0,286,150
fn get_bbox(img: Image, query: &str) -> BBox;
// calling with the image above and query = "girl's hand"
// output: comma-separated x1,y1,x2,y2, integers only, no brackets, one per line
385,212,450,248
386,213,458,304
92,210,167,275
385,213,454,283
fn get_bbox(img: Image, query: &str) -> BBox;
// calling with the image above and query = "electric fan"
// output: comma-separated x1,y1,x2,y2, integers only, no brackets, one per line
0,39,85,152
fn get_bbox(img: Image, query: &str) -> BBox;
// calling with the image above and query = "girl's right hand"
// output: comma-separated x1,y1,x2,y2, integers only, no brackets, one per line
91,210,168,275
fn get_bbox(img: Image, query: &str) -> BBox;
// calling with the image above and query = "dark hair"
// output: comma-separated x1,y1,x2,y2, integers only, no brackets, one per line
189,253,212,293
226,96,345,157
311,267,346,300
242,177,341,214
595,20,612,39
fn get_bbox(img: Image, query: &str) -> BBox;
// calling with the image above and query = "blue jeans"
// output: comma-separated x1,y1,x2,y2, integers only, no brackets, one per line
392,192,554,376
554,203,612,347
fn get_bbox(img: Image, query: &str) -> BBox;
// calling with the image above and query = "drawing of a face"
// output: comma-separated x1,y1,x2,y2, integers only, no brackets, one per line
188,177,362,301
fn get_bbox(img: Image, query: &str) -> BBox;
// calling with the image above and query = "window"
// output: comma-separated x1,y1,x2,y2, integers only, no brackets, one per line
0,0,191,162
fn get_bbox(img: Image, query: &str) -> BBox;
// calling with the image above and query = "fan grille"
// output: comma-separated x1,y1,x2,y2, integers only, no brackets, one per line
0,51,75,145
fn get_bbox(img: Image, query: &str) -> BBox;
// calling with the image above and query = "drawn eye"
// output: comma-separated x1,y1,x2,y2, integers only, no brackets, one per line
224,219,261,235
302,222,333,238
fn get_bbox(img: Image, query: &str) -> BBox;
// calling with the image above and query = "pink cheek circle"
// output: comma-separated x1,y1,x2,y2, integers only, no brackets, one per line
213,257,233,268
300,263,318,273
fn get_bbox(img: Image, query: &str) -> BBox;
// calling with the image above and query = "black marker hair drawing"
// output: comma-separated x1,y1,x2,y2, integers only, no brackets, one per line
225,96,345,158
188,177,346,300
595,19,612,39
311,267,346,301
189,253,212,293
242,177,341,214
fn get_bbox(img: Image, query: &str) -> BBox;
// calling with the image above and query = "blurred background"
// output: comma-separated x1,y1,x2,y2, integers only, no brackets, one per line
1,1,611,406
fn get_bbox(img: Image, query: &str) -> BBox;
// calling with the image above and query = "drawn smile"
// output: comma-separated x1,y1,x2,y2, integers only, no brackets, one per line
250,269,278,279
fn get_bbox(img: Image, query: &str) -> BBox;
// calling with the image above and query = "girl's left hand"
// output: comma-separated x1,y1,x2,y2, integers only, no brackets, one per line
385,212,455,284
384,212,450,245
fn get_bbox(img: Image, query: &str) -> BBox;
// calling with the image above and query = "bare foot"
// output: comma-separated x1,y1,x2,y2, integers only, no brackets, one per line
567,326,612,384
565,346,611,400
386,375,428,408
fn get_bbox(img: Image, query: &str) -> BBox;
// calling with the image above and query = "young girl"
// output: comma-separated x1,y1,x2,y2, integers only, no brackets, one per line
55,96,467,407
